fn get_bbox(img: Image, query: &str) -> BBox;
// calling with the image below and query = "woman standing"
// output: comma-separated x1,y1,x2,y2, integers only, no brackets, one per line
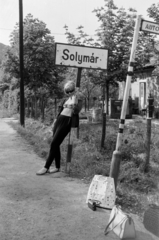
36,80,83,175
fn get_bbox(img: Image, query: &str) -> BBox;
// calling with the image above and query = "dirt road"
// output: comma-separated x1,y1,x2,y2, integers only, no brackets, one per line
0,118,157,240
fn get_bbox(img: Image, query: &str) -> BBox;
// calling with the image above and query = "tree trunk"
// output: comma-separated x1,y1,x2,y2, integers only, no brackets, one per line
54,98,57,118
144,118,151,172
101,86,106,148
87,93,90,110
34,95,37,119
84,98,87,112
27,98,30,117
2,93,4,117
8,85,11,115
31,96,34,118
106,83,109,114
41,96,45,122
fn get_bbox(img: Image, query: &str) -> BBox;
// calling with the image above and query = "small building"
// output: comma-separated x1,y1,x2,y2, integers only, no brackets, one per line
109,60,159,118
131,63,158,115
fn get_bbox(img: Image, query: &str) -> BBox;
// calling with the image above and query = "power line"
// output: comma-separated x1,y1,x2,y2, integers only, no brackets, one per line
50,33,97,37
0,28,13,31
0,27,97,37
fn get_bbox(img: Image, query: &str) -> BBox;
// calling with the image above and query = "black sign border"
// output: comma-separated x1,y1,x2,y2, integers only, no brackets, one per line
140,19,159,35
54,42,109,70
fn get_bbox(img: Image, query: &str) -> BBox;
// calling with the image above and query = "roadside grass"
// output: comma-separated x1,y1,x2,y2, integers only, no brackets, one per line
8,116,159,219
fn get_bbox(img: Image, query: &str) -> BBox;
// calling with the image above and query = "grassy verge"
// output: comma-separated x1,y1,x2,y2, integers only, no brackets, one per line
8,116,159,219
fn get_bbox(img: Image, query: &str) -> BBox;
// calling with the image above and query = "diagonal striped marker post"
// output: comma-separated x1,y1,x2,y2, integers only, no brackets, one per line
109,15,142,188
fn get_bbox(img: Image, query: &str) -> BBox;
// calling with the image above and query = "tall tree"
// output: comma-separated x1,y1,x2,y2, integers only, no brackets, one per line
3,14,65,96
147,3,159,22
2,14,67,120
93,1,136,83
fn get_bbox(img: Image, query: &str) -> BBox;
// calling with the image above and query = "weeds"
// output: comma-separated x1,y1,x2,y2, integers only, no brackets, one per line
8,116,159,218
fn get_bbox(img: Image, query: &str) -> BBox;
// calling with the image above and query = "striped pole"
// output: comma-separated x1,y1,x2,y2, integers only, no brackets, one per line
110,15,142,188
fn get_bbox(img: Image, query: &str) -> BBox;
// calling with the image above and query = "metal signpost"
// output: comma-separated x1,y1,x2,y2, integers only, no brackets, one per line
55,43,108,173
109,15,142,188
110,15,159,188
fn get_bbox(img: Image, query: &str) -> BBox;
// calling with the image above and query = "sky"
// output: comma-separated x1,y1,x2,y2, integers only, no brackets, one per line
0,0,159,46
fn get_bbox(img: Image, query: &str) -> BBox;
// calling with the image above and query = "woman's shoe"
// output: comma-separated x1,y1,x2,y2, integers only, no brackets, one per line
36,167,48,175
48,168,60,174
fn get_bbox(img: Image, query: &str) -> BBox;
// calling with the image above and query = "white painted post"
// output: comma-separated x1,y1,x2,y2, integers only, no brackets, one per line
110,15,142,188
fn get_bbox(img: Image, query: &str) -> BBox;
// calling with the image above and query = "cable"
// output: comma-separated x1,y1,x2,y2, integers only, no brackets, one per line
0,27,97,37
0,28,13,31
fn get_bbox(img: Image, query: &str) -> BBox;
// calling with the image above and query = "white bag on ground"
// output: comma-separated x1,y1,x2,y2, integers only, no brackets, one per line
105,205,136,239
86,175,116,209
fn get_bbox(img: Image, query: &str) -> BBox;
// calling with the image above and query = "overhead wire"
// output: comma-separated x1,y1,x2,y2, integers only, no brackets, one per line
0,27,98,39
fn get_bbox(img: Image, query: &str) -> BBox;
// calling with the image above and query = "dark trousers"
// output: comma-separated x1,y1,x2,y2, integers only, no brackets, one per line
44,115,72,169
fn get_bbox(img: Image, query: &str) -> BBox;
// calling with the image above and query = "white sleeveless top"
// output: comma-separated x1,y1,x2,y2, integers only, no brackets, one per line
60,95,77,117
60,92,83,117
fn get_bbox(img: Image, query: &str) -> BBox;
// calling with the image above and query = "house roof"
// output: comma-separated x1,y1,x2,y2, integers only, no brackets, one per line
134,62,155,74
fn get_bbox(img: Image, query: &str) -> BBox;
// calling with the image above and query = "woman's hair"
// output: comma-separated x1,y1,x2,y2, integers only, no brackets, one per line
64,80,75,94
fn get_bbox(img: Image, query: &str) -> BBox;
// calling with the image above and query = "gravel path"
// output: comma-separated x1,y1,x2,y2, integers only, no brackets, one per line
0,118,157,240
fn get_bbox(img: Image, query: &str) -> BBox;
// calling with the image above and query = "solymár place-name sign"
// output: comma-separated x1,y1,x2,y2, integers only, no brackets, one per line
141,20,159,35
55,43,108,70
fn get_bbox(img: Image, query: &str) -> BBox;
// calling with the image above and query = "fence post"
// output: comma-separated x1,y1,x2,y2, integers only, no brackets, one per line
144,94,154,172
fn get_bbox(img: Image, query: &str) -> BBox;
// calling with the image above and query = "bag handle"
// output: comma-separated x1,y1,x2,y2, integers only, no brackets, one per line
104,211,127,235
104,211,117,235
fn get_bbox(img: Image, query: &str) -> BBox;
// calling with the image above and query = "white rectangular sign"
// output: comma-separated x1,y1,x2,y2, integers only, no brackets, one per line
141,20,159,35
55,43,108,69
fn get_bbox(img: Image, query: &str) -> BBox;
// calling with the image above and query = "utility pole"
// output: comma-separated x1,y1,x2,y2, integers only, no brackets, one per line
19,0,25,126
